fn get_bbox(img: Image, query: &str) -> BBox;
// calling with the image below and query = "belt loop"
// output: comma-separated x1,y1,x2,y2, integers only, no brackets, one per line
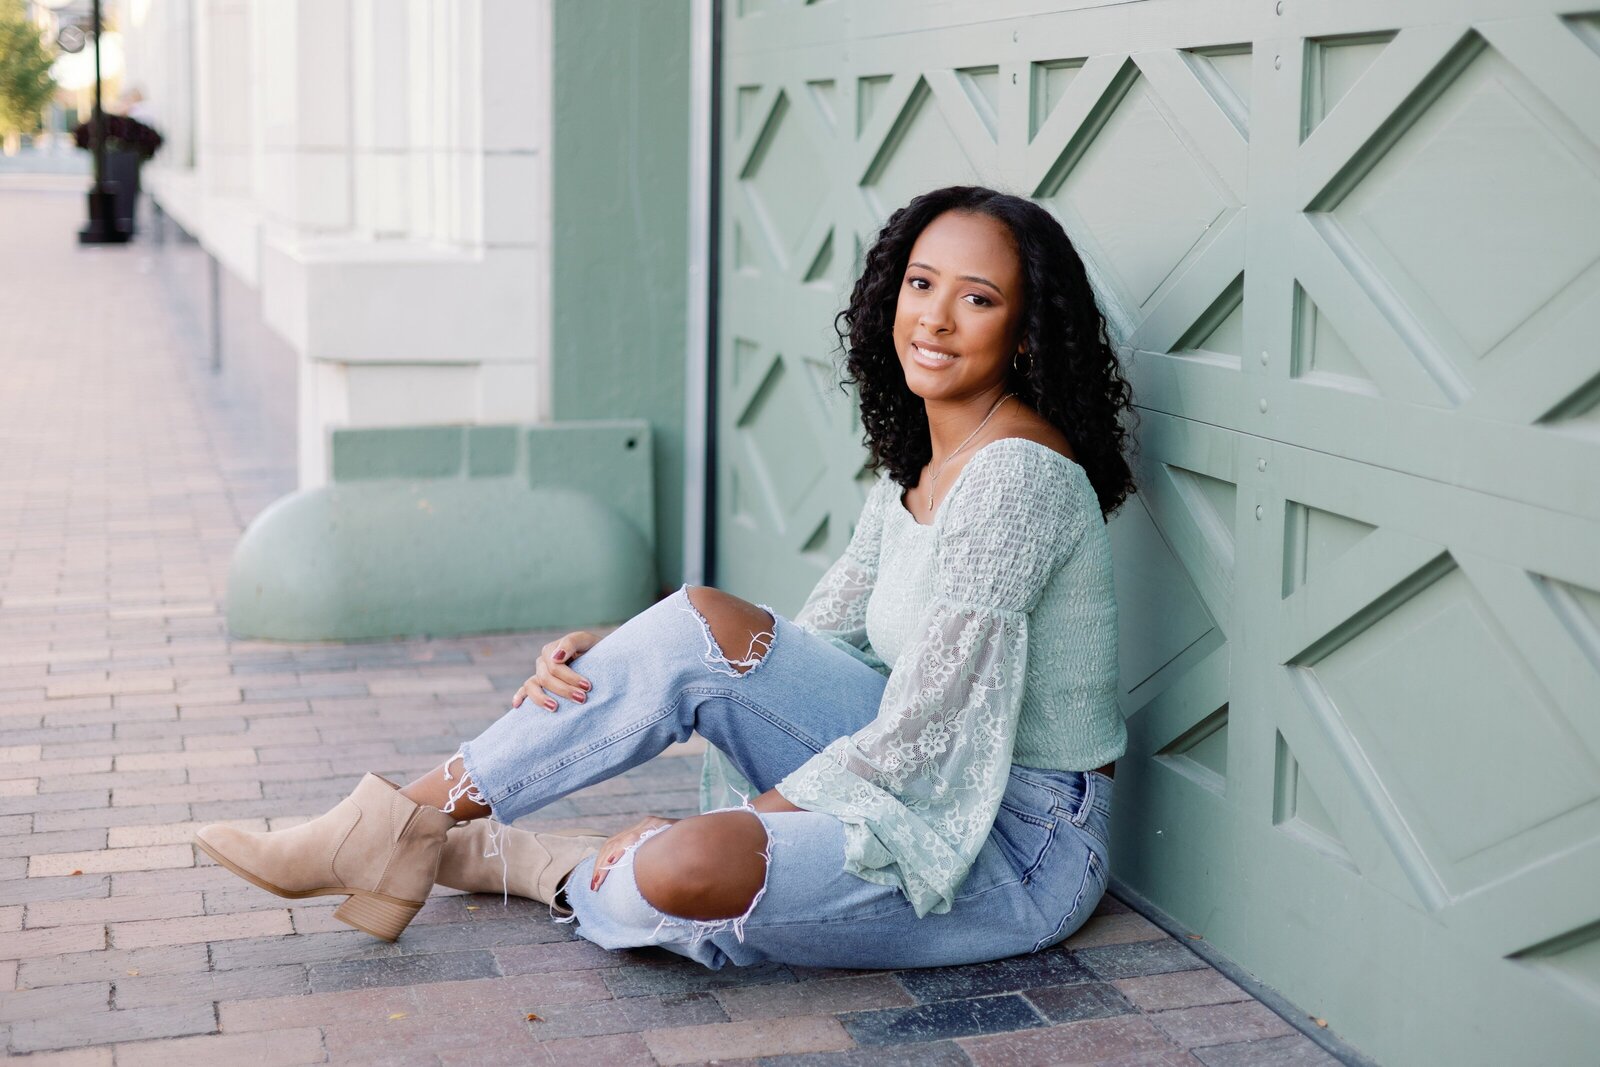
1070,770,1095,827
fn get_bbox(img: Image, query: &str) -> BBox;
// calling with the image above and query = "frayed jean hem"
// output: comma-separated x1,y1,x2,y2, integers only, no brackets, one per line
440,747,511,904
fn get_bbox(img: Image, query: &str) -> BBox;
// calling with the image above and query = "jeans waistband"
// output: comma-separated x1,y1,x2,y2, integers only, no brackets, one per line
1009,764,1114,826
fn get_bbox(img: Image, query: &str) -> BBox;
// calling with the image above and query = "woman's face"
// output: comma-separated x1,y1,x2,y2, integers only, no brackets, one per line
892,210,1025,405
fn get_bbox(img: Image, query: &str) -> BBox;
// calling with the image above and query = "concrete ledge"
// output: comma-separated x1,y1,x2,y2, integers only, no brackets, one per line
228,421,657,640
259,234,544,365
145,167,263,287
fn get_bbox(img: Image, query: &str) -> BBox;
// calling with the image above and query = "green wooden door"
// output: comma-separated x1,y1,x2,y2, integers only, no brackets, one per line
714,3,1600,1062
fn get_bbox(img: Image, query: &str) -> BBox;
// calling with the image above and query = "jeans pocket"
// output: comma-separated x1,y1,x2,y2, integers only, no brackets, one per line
1032,848,1108,953
994,801,1058,885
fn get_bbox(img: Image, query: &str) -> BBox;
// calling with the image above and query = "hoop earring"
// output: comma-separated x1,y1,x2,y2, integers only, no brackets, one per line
1013,349,1034,375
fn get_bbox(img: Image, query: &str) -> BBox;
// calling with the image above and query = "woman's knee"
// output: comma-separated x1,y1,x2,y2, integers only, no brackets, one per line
684,586,775,675
634,811,769,920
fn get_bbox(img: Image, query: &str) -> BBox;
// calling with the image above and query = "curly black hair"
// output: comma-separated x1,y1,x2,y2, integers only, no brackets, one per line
838,185,1137,519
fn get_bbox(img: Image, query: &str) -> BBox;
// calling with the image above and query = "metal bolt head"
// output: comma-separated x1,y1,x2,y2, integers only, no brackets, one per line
1259,398,1269,413
1255,504,1264,520
1260,350,1269,365
1257,458,1267,472
1276,1,1284,14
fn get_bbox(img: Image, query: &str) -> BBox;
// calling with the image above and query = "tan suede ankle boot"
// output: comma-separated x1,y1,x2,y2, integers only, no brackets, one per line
436,822,605,916
194,774,456,941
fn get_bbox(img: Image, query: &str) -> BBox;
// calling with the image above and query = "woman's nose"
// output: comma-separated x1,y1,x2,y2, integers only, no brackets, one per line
920,298,954,333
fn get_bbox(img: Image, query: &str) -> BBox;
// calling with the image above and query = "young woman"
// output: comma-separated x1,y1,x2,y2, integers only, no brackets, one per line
195,184,1137,970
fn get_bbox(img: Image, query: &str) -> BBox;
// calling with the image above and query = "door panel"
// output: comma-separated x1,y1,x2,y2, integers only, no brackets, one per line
715,4,1600,1062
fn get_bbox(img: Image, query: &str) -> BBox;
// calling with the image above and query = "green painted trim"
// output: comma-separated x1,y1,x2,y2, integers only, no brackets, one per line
467,426,517,478
552,0,692,587
331,426,464,480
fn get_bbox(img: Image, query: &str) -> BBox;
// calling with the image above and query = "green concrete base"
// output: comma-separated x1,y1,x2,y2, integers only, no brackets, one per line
228,422,657,640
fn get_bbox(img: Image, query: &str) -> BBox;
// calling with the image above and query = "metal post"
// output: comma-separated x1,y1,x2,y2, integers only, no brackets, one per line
78,0,129,244
91,0,104,186
208,252,222,373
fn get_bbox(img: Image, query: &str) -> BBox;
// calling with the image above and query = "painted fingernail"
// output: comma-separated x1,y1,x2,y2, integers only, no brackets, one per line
545,699,557,711
572,692,585,703
579,681,592,691
552,650,567,662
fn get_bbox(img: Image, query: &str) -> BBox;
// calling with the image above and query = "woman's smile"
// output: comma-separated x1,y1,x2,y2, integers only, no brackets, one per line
909,341,959,369
891,210,1024,404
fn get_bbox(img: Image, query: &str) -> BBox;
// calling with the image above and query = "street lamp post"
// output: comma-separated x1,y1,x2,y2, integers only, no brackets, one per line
42,0,128,243
77,0,127,244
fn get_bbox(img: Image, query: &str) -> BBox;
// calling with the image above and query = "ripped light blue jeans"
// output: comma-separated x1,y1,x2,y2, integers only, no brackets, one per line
456,587,1113,970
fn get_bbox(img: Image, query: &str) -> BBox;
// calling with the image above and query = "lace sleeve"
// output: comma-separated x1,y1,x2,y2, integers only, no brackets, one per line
792,476,892,670
700,476,892,814
777,445,1088,916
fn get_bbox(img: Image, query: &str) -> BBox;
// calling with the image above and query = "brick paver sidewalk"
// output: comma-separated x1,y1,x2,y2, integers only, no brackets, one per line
0,184,1340,1065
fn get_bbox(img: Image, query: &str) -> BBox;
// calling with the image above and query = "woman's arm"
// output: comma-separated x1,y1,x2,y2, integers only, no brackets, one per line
790,477,892,659
700,478,895,815
749,787,804,814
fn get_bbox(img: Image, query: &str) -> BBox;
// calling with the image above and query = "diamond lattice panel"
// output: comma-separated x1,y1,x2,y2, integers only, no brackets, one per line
1299,563,1600,876
1330,44,1600,366
1048,76,1232,312
743,92,831,267
865,80,988,219
736,356,828,531
717,4,1600,1061
1112,497,1218,693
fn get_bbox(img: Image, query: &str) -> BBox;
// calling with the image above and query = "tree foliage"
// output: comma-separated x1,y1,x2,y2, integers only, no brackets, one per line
0,0,56,135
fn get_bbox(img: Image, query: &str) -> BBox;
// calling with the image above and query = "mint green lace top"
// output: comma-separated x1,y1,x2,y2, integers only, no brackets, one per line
703,438,1125,917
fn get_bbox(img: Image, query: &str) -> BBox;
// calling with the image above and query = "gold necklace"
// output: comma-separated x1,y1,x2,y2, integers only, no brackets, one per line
926,393,1014,511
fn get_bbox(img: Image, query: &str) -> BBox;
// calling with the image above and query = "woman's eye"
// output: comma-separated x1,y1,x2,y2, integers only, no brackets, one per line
907,276,931,290
964,294,991,307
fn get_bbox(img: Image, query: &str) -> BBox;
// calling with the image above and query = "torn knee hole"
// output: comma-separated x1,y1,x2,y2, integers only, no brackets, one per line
719,629,772,675
681,587,776,678
633,812,771,928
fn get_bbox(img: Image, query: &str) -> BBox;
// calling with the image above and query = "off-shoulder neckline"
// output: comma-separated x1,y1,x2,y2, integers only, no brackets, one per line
894,437,1087,528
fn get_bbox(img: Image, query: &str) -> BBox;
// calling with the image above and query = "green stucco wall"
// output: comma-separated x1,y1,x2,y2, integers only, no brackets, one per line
552,0,693,590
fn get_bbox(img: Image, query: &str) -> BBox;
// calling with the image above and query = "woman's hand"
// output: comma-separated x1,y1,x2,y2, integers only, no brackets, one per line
590,815,677,891
513,630,600,711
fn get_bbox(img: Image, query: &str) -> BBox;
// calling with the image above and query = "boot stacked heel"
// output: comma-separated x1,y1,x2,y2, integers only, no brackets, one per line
333,892,425,942
193,774,456,943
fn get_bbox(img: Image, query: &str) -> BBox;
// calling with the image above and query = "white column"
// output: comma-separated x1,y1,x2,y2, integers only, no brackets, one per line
254,0,353,233
129,0,556,490
474,0,551,423
195,0,254,199
350,0,410,239
282,0,554,487
118,0,197,169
